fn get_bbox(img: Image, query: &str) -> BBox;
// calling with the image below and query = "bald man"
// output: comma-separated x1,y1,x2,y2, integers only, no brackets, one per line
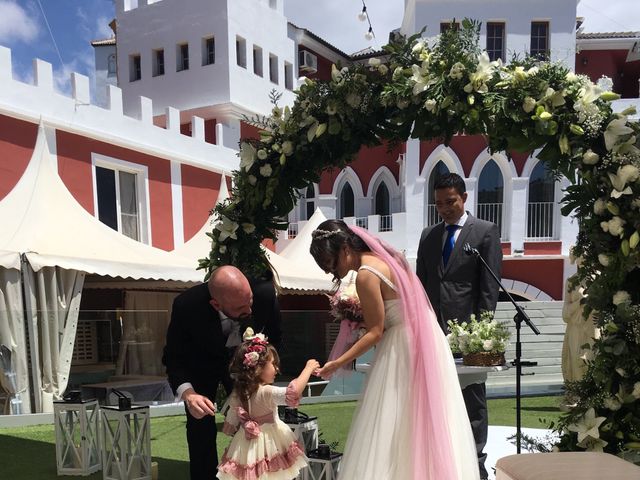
162,266,281,480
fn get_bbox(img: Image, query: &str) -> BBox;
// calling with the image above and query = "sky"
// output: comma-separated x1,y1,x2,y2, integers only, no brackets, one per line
0,0,638,95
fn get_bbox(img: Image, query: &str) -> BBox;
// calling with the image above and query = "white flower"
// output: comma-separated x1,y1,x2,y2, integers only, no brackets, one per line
242,223,256,234
482,339,494,351
463,52,498,94
609,165,639,193
219,245,227,254
368,57,381,67
410,62,432,95
424,99,437,112
448,62,466,80
601,216,626,237
378,64,388,75
331,64,348,84
412,40,426,54
259,164,273,177
248,175,257,186
522,97,537,113
257,149,268,161
593,198,607,215
282,141,294,156
615,367,627,377
577,437,608,452
596,76,613,92
567,408,606,444
597,254,610,267
582,149,600,165
604,397,622,411
239,142,257,171
604,117,634,151
632,382,640,399
346,93,361,108
612,290,631,305
215,216,239,242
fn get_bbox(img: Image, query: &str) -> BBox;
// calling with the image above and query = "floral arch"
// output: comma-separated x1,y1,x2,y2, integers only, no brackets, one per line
200,22,640,460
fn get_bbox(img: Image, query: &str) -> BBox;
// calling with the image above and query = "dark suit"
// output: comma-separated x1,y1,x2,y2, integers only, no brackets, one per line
162,273,282,480
416,213,502,479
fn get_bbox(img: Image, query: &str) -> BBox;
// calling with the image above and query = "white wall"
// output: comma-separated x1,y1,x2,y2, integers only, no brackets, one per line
115,0,295,117
402,0,577,69
93,44,117,107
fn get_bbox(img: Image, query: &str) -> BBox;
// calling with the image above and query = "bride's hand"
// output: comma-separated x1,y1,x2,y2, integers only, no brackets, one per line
316,360,340,379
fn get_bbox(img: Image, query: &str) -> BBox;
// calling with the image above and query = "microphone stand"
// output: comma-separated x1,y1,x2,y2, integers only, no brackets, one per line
463,243,540,454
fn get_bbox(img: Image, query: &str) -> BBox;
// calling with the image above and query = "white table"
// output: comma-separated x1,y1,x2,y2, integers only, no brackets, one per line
355,359,508,388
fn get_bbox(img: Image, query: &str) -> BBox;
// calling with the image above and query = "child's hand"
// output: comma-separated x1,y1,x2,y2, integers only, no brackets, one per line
305,359,320,373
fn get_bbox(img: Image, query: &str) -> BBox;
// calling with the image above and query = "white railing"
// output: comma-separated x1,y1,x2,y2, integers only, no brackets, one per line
477,203,505,239
305,380,329,397
426,204,441,226
355,217,368,229
287,222,298,239
526,202,555,241
379,215,393,232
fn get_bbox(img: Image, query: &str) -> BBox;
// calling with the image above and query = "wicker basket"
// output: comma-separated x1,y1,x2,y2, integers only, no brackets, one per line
462,352,505,367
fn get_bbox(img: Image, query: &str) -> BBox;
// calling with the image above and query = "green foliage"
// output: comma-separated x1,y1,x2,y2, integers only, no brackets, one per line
198,20,640,461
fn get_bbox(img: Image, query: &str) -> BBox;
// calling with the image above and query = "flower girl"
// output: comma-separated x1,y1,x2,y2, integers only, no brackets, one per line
217,329,319,480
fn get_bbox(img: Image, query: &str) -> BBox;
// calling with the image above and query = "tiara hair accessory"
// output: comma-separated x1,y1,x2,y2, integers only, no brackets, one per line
312,229,341,240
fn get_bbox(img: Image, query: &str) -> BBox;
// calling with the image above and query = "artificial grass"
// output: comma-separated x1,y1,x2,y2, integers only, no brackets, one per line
0,396,562,479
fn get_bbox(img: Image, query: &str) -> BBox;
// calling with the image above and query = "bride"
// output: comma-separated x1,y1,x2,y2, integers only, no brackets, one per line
310,219,479,480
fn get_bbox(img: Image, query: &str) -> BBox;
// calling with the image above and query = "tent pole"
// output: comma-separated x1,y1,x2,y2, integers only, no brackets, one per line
21,254,42,413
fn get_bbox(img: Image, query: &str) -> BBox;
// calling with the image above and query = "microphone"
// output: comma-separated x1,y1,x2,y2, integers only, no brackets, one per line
463,243,480,256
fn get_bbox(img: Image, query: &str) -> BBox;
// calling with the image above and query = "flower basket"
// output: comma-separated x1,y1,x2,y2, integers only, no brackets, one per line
463,351,505,367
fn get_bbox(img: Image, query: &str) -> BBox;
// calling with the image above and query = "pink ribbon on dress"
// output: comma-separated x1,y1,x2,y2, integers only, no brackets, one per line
236,407,274,440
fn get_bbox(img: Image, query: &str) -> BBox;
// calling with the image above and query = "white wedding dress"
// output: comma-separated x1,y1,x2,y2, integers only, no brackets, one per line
338,266,479,480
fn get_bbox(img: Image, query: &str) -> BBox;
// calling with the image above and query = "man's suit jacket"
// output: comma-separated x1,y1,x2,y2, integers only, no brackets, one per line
162,275,282,398
416,213,502,332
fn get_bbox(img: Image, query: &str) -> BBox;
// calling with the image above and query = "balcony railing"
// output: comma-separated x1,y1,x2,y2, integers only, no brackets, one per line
287,222,298,239
477,203,505,239
526,202,555,240
379,215,393,232
355,217,368,229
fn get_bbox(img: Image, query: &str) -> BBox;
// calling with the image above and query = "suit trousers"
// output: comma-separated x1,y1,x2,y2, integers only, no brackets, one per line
185,405,219,480
463,382,489,479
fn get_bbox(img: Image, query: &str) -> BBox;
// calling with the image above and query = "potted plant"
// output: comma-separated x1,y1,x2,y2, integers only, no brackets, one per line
447,311,511,366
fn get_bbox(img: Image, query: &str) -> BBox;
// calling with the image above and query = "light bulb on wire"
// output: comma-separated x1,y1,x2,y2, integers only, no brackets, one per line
358,7,367,21
365,26,374,41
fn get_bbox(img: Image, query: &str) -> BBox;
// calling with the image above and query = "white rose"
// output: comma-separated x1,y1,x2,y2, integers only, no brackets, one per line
259,164,273,177
582,149,600,165
424,99,437,112
619,164,639,185
346,93,361,108
448,62,466,80
608,216,626,237
219,245,227,254
604,397,622,411
368,58,381,67
632,382,640,399
257,149,268,160
248,175,257,186
612,291,631,305
593,198,607,215
598,254,610,267
482,339,494,351
378,64,389,75
282,141,294,156
522,97,536,113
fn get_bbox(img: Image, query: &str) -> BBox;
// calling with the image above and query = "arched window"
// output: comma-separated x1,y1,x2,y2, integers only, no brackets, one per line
374,182,390,216
426,161,449,226
339,182,355,219
107,54,117,76
527,161,556,239
304,185,315,220
477,159,504,237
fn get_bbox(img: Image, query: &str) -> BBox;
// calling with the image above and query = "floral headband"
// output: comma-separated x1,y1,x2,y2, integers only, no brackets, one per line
241,328,270,369
312,229,341,241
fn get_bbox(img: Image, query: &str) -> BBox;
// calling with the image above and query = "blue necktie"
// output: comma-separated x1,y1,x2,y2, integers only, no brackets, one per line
442,224,459,267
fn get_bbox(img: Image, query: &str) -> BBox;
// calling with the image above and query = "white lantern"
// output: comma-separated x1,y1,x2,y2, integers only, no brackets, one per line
100,405,151,480
53,398,101,476
305,450,343,480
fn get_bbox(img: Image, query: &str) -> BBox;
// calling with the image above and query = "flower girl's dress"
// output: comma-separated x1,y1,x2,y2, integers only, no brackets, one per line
217,381,307,480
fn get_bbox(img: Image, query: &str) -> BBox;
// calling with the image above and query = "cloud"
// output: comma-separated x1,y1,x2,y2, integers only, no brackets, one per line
0,0,40,44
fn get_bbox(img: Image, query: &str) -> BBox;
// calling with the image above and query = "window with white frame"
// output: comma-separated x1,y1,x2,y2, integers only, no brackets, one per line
203,36,215,66
129,54,141,82
374,182,390,216
530,21,549,60
339,182,355,219
477,159,504,238
253,45,263,76
177,43,189,71
527,161,556,240
93,156,149,243
486,22,505,62
426,161,449,226
236,36,247,68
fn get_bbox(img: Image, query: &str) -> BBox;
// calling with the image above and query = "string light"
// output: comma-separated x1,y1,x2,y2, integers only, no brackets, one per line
359,1,375,42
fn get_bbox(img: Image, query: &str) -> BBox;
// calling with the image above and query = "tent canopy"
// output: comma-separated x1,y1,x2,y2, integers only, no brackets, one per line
0,126,202,282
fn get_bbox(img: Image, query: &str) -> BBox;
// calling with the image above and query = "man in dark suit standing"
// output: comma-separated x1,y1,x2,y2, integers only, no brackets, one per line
416,173,502,480
162,265,281,480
